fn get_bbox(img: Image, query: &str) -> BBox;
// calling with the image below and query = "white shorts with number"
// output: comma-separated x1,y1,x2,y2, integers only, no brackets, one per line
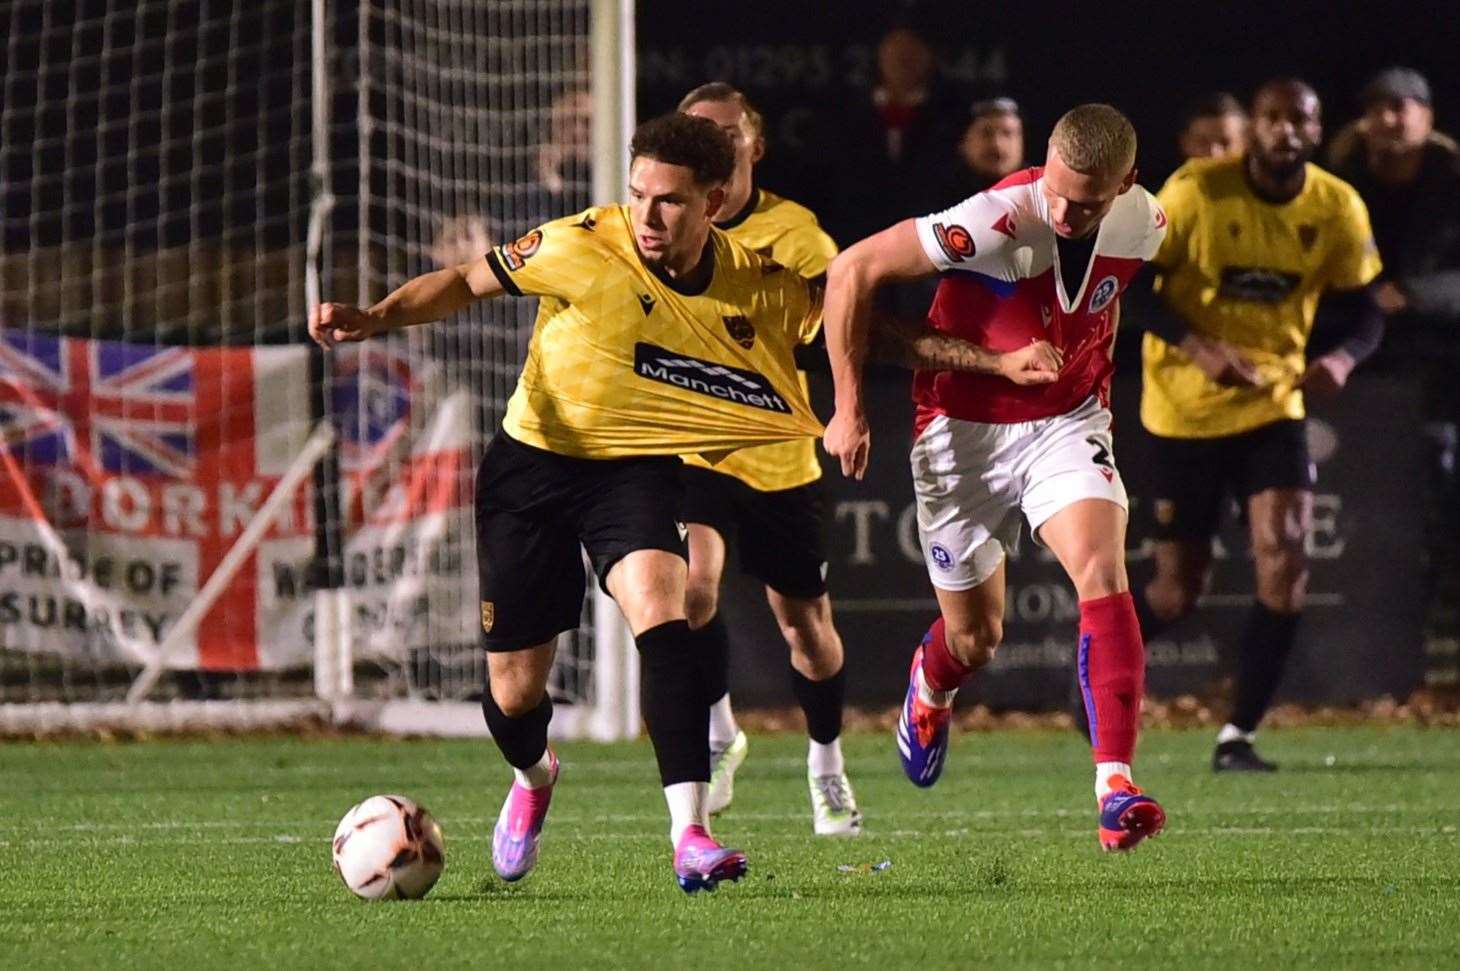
909,396,1127,591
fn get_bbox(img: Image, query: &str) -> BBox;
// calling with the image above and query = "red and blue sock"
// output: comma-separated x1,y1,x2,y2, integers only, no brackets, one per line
1076,592,1146,772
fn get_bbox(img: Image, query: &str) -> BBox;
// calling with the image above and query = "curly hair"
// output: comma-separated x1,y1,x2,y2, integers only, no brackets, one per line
629,112,736,187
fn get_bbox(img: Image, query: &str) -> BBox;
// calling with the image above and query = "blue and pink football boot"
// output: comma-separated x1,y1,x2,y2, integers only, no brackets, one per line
491,748,559,881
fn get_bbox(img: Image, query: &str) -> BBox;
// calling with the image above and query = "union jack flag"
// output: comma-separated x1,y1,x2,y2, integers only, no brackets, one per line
0,331,196,479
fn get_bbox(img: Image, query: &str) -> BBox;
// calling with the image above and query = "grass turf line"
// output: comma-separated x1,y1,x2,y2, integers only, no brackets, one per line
2,726,1458,969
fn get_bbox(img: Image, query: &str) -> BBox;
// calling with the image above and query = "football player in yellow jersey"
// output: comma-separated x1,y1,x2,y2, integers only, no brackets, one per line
309,113,806,893
310,113,1016,892
1136,79,1386,772
674,83,860,836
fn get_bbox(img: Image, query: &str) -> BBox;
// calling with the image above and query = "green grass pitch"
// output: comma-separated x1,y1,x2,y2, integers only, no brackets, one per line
3,726,1458,969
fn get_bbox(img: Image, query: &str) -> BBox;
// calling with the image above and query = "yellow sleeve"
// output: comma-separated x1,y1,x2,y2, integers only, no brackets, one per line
1323,189,1383,290
772,270,825,345
772,223,839,280
1152,169,1201,271
485,212,601,302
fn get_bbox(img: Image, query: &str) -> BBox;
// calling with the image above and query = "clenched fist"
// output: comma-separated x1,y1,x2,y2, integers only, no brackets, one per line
996,340,1064,385
309,303,383,349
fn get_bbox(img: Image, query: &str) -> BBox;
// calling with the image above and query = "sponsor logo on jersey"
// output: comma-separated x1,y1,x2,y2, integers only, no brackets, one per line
932,222,976,262
1217,266,1301,303
633,342,791,414
500,229,543,270
1040,304,1053,328
575,214,597,231
929,542,955,571
481,601,495,632
1298,224,1318,252
1153,207,1167,230
991,212,1017,238
1228,221,1242,240
723,315,756,349
675,521,688,542
637,293,656,316
1087,275,1120,314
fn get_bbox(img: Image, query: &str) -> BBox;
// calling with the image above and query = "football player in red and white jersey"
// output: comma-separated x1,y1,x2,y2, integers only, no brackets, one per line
823,104,1170,852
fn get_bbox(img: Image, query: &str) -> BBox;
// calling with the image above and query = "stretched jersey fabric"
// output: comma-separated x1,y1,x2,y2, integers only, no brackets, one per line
912,167,1167,432
682,187,838,492
1143,157,1382,438
488,205,824,459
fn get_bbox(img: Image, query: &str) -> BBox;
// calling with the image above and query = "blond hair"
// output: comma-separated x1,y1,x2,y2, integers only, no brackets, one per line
1049,103,1136,175
677,82,766,140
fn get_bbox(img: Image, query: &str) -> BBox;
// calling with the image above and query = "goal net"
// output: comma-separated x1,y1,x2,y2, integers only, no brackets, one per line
0,0,637,738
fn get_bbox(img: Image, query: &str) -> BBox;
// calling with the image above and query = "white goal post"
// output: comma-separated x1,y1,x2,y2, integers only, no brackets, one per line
0,0,638,739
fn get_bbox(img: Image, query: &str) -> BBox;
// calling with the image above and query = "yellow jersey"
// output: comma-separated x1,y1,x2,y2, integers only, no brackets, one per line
1142,157,1382,438
682,187,839,491
490,205,825,459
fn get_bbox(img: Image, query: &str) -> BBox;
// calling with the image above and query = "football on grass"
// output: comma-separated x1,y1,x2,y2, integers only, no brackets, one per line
332,794,445,900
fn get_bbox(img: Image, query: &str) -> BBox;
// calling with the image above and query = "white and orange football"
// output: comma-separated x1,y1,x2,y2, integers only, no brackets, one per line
332,794,445,900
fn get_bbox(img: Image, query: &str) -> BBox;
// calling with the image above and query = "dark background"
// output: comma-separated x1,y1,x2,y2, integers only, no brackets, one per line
2,0,1450,706
636,0,1448,709
636,0,1458,234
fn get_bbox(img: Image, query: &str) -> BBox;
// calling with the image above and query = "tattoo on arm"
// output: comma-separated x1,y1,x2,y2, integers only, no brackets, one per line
867,315,1001,373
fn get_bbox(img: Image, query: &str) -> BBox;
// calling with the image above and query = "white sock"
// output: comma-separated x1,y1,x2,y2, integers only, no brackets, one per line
708,693,739,749
665,781,709,845
1217,723,1255,746
915,666,958,708
808,737,844,777
1095,761,1133,801
512,749,555,789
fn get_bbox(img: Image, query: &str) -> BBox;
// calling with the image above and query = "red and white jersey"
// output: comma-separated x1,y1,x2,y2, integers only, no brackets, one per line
911,167,1166,430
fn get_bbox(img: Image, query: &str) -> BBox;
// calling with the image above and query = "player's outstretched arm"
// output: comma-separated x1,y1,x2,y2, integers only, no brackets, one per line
308,257,506,350
823,219,936,479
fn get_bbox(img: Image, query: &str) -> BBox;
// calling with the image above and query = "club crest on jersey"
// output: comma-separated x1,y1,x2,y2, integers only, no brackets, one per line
723,315,756,349
481,601,495,632
929,543,955,571
1087,275,1119,314
501,229,543,270
932,222,976,262
1154,207,1167,230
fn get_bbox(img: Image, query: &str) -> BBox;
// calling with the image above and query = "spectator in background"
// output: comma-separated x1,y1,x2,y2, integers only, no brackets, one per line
536,88,593,195
834,26,965,245
1327,66,1460,652
1177,92,1248,161
948,96,1025,197
429,215,494,268
518,88,594,231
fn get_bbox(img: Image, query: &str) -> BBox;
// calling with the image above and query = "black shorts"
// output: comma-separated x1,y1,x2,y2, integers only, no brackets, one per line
1146,419,1317,542
680,464,829,600
475,432,686,652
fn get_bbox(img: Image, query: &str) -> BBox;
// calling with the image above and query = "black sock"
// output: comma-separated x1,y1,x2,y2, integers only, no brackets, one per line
637,620,710,786
1131,584,1173,641
481,684,552,770
789,663,845,745
690,613,731,707
1229,603,1302,733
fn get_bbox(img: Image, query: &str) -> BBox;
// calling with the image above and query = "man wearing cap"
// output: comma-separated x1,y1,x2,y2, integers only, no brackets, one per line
1328,67,1460,668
